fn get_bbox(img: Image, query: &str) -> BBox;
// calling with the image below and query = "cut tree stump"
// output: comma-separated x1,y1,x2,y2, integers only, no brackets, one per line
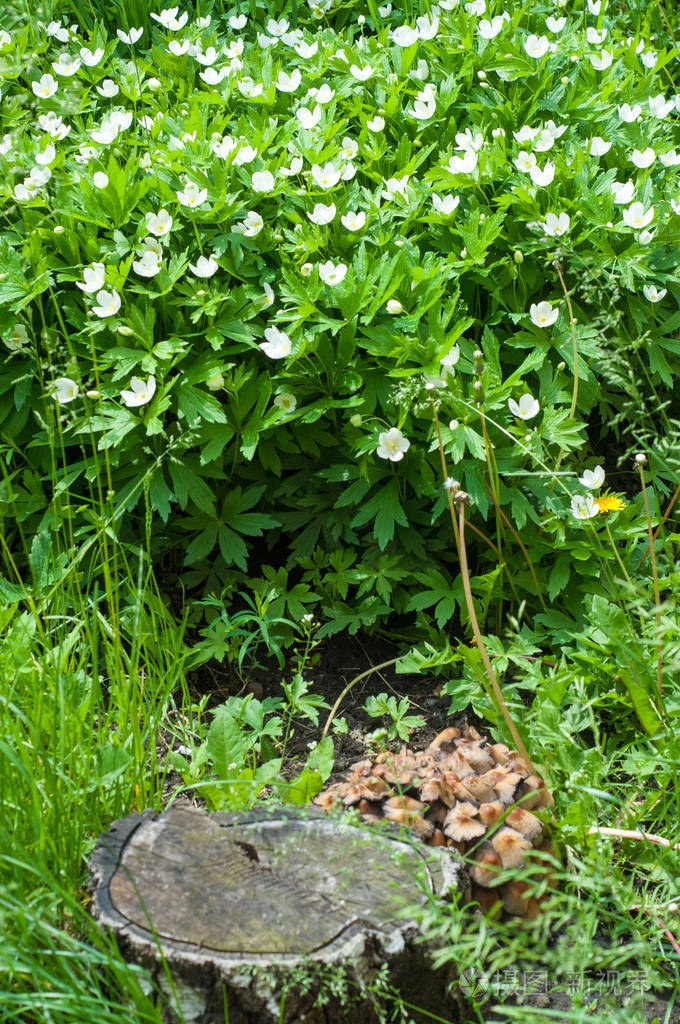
89,804,469,1024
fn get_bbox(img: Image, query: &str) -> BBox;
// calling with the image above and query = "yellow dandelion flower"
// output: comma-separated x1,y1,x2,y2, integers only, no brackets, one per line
597,494,625,515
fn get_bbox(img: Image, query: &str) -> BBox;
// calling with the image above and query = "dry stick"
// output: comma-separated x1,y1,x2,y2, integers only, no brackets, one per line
638,462,663,699
321,658,400,741
587,826,680,851
482,476,548,611
551,262,580,483
640,482,680,567
457,497,536,775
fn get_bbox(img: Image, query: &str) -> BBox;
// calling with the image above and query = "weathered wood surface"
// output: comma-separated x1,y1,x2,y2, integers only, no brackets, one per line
89,804,468,1024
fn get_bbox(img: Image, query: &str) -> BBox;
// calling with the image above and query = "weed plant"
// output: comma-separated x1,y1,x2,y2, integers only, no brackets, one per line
0,0,679,1021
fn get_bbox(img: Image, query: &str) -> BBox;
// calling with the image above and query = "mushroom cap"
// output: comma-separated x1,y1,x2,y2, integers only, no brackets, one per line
479,800,505,828
443,802,486,842
456,741,494,774
518,775,555,809
489,742,511,764
481,767,523,804
441,751,475,779
491,827,532,869
500,880,532,916
384,795,425,814
459,775,497,804
427,727,461,757
471,843,502,886
418,773,457,808
384,806,434,839
506,806,543,841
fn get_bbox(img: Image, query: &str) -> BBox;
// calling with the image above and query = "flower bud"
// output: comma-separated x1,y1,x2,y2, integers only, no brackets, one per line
448,419,459,430
561,76,569,84
349,413,362,427
358,13,365,23
386,299,403,314
117,325,133,335
477,70,486,80
147,77,161,91
205,370,224,391
53,225,65,234
301,262,313,277
557,361,566,371
85,389,100,399
634,453,647,465
513,250,524,264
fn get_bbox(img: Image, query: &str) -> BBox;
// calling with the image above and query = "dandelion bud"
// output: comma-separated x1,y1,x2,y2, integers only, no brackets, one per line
513,250,524,264
634,453,647,465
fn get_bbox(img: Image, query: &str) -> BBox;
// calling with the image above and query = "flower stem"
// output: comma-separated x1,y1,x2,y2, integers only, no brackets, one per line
551,261,579,482
638,461,663,699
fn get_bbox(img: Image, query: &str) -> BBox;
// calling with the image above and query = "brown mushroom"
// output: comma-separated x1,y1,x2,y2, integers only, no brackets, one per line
491,827,532,869
479,800,505,829
471,843,502,886
443,802,486,842
384,805,434,839
506,806,543,842
456,742,494,774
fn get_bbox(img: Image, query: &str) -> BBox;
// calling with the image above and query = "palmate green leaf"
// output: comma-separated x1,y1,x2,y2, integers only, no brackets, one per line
539,407,586,451
177,382,227,425
350,480,408,550
167,461,216,514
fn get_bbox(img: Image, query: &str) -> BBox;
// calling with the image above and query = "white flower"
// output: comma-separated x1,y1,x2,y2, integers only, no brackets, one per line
382,175,410,201
350,64,374,81
90,119,119,145
189,255,218,278
92,289,122,318
267,17,289,36
35,143,56,165
200,67,228,85
297,104,322,129
618,103,641,123
311,162,342,188
52,53,81,76
638,229,654,245
277,68,301,92
117,27,143,44
392,25,419,47
529,161,555,187
53,377,79,403
279,156,303,177
138,237,163,259
479,15,507,38
571,493,599,520
649,93,674,118
417,13,439,39
587,0,602,13
260,325,292,359
93,171,109,189
234,143,258,165
659,150,680,167
168,39,190,55
251,170,275,193
319,261,347,286
579,466,605,489
237,77,264,98
376,427,410,461
146,209,173,236
447,150,478,174
386,299,403,314
296,40,318,58
630,147,655,168
410,95,436,120
540,211,570,237
76,263,106,294
465,0,486,12
622,202,654,229
177,181,208,207
587,26,608,44
367,115,385,132
643,284,666,303
307,202,336,225
195,47,218,66
546,15,566,31
340,137,358,162
530,301,559,327
315,84,335,104
640,50,657,69
514,126,539,144
229,14,247,28
524,34,550,58
262,283,275,307
132,250,161,277
151,7,189,29
508,393,540,420
611,180,635,204
514,151,537,173
232,211,264,236
341,210,365,231
590,50,613,70
97,79,119,98
32,74,58,98
440,347,460,375
38,112,70,139
590,136,611,156
432,193,460,216
274,392,297,412
121,375,156,407
672,199,680,215
0,134,13,156
6,324,29,351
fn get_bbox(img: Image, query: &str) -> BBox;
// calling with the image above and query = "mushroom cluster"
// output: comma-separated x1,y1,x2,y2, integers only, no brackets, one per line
314,723,555,918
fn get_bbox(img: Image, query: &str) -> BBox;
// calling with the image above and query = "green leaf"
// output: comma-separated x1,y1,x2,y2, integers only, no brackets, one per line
206,708,248,779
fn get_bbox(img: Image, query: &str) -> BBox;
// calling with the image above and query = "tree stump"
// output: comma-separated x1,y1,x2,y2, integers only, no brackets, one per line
89,805,469,1024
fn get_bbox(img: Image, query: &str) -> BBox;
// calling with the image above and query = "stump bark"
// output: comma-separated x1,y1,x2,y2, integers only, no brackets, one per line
89,805,468,1024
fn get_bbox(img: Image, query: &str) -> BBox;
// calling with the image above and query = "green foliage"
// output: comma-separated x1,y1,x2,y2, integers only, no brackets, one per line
362,692,425,742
